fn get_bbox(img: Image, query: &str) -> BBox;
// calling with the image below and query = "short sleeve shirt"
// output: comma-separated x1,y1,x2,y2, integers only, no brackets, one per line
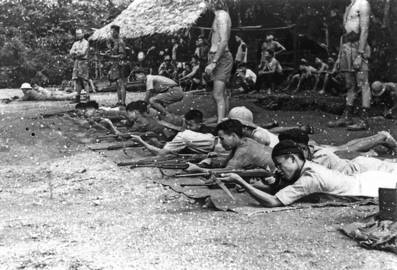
163,130,215,154
225,137,275,171
251,127,279,148
245,69,257,83
310,145,363,175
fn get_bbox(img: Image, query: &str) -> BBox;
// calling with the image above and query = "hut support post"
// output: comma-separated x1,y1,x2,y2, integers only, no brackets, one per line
293,25,298,70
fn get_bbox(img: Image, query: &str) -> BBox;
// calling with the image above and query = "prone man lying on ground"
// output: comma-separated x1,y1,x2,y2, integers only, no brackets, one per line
218,140,397,207
19,83,80,101
278,128,397,175
101,102,215,148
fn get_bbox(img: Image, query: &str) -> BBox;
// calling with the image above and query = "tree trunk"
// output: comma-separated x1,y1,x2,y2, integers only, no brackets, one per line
383,0,390,30
324,23,329,55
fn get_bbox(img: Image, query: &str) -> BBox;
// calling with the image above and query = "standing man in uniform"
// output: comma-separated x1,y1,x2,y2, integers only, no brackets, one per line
101,25,126,107
69,29,90,103
204,0,233,123
328,0,371,131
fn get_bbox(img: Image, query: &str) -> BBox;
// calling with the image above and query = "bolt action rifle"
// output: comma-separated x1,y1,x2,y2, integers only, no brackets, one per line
118,153,208,167
161,168,273,179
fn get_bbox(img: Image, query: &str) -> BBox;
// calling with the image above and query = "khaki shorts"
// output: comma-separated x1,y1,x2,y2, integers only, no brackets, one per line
208,51,233,83
153,86,184,106
340,41,370,72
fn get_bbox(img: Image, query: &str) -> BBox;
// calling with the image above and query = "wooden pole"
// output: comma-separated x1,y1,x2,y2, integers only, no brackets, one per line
293,25,298,70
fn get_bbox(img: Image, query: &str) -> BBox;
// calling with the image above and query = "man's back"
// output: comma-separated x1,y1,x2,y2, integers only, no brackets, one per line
225,137,274,171
275,160,397,205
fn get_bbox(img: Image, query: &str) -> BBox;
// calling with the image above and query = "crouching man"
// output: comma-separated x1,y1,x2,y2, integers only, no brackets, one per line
218,140,397,207
143,75,184,119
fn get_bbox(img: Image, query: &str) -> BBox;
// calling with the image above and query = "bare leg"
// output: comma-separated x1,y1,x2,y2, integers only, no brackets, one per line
312,75,321,91
213,80,227,123
83,80,90,99
357,71,371,108
294,76,304,92
74,79,82,97
116,78,126,104
319,74,330,94
149,97,168,115
345,72,356,106
322,132,397,154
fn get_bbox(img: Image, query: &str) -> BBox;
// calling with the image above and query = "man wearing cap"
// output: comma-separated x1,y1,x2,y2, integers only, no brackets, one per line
101,25,126,107
278,128,397,175
371,81,397,119
158,55,177,80
226,106,279,148
204,0,233,123
69,28,90,104
328,0,371,131
20,83,78,101
219,140,397,207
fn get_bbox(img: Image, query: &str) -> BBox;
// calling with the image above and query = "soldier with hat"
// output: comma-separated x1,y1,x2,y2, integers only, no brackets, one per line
371,81,397,119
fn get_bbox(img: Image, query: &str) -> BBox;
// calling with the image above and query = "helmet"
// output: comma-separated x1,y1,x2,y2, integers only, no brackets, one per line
20,83,32,89
371,81,386,96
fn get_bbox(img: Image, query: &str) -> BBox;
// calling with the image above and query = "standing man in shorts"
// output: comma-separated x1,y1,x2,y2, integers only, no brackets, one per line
204,0,233,123
69,29,89,104
101,25,126,107
143,75,184,118
328,0,371,131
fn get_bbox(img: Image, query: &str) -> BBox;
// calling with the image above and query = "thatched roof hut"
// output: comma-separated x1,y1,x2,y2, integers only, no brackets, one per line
90,0,206,41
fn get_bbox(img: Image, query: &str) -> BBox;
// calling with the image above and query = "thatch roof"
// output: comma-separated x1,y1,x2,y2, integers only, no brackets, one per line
90,0,206,41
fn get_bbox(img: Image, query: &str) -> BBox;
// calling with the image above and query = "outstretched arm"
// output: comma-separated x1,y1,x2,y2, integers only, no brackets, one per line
219,173,283,207
130,135,169,156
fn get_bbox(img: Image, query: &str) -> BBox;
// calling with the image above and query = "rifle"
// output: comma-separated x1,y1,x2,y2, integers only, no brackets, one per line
118,154,207,167
180,182,236,189
91,142,141,151
39,110,74,118
96,132,158,140
162,169,273,179
92,116,126,122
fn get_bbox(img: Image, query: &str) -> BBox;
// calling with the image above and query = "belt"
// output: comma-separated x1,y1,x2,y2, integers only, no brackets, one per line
342,31,360,43
209,50,230,54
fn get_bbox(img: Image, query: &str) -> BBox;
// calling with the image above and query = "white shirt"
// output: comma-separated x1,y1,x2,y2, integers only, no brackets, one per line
275,161,397,205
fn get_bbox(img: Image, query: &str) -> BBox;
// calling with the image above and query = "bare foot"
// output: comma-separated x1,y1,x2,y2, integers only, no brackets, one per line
380,131,397,155
318,90,325,95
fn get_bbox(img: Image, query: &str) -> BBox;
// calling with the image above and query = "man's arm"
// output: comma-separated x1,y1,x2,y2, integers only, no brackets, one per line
358,1,371,53
181,66,199,81
219,173,283,207
69,42,77,56
130,135,170,156
275,42,286,54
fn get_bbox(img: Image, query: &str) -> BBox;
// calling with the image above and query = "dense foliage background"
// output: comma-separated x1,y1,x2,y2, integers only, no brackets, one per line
0,0,395,87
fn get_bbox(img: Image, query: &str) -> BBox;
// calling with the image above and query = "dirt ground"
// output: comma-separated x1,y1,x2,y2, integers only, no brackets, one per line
1,89,397,270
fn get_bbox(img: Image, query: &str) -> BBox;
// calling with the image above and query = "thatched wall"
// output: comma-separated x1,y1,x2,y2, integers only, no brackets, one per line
90,0,206,41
